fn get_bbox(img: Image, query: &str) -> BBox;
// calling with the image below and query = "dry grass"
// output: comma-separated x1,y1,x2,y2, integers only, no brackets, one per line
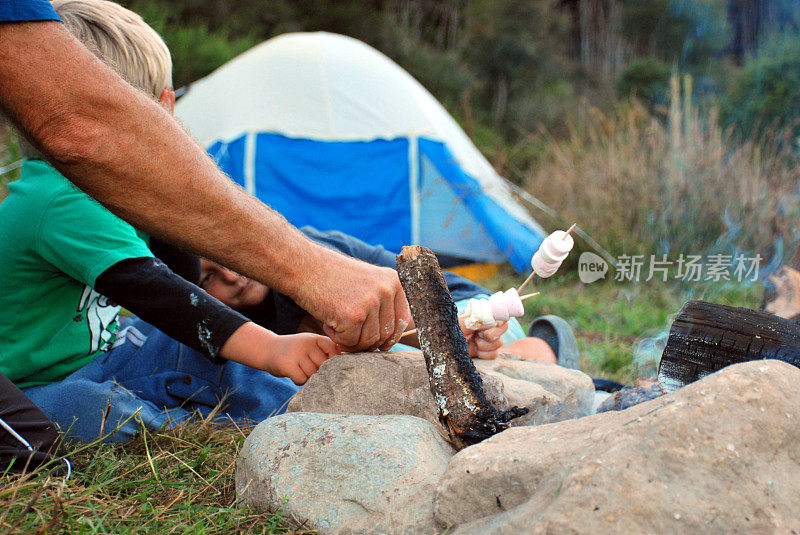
0,414,308,534
524,74,800,259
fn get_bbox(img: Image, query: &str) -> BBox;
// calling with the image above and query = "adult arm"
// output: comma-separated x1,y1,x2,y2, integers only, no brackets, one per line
0,21,410,351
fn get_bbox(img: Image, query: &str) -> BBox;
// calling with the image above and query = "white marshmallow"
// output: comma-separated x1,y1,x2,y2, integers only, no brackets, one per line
465,299,497,330
489,291,510,322
544,230,574,257
503,288,525,317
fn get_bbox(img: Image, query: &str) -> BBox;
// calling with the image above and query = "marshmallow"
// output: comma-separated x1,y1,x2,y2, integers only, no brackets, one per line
532,251,559,278
543,230,574,259
465,298,497,330
531,230,575,277
489,291,510,322
503,288,525,317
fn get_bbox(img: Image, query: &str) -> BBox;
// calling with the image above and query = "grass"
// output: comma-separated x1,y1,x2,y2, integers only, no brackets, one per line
0,415,308,534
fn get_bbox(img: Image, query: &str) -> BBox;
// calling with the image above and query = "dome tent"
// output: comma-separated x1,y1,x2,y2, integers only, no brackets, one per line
175,32,546,272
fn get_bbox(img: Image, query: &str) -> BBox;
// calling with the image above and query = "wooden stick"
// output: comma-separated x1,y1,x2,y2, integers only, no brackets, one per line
396,246,526,449
563,222,577,238
402,312,467,338
520,291,540,301
517,270,536,293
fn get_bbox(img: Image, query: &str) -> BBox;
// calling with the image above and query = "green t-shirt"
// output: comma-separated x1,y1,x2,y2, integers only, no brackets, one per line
0,160,153,388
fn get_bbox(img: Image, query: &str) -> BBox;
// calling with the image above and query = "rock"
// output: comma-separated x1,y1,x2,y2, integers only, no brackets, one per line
596,382,667,412
288,352,589,427
478,369,563,427
237,412,455,534
287,352,440,423
434,360,800,534
475,357,595,419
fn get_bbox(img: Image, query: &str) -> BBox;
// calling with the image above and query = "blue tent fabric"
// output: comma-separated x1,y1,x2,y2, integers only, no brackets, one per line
417,139,542,272
206,133,541,272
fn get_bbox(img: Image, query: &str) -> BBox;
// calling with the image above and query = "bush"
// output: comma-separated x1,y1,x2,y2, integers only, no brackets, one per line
721,36,800,138
523,75,800,260
617,57,672,107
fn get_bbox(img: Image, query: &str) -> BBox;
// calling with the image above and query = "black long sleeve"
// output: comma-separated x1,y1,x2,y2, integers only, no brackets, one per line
95,257,249,362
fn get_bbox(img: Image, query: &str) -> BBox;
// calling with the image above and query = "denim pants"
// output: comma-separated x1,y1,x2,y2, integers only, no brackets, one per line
23,318,300,443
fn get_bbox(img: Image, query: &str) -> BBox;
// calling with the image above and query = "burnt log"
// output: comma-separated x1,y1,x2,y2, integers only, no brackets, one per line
658,300,800,392
396,246,526,449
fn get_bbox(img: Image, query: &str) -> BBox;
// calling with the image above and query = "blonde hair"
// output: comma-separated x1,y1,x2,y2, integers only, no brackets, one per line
21,0,172,158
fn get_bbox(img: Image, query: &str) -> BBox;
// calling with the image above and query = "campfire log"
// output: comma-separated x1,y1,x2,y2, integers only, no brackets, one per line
658,300,800,391
396,246,526,449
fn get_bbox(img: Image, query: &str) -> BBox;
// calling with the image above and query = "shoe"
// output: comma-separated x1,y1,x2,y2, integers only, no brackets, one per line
526,315,580,370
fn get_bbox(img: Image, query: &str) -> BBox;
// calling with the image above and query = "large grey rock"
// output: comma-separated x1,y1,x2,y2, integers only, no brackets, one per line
287,352,441,423
288,352,591,427
237,413,455,534
475,355,595,419
434,360,800,534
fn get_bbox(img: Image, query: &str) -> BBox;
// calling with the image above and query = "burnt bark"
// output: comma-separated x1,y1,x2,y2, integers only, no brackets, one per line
658,300,800,392
396,246,526,449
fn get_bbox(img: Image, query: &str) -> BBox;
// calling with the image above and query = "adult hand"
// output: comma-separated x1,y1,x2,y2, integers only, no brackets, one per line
297,248,411,352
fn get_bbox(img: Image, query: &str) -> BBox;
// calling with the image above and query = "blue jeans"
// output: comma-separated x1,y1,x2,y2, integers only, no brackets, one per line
23,318,300,443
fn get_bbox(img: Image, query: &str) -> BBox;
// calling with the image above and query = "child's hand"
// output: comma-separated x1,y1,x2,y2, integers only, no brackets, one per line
220,322,341,384
268,333,342,385
461,319,509,360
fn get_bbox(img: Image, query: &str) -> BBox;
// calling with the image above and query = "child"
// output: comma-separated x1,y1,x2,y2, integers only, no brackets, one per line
0,0,339,443
197,227,577,367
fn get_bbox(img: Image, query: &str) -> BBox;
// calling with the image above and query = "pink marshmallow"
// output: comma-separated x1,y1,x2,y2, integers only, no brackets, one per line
489,291,510,322
540,231,573,263
503,288,525,317
532,251,560,278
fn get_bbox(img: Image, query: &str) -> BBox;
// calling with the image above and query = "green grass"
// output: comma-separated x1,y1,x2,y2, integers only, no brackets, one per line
0,415,307,534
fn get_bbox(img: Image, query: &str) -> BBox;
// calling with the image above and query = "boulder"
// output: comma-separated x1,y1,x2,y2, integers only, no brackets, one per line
434,360,800,534
287,351,441,423
475,356,595,419
237,412,455,534
288,352,592,427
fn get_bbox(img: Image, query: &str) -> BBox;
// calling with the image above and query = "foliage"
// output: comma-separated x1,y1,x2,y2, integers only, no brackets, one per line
123,1,260,88
620,0,728,66
721,35,800,138
616,57,672,107
523,74,800,261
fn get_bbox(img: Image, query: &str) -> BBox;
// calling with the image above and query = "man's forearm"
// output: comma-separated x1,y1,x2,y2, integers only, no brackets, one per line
0,21,312,292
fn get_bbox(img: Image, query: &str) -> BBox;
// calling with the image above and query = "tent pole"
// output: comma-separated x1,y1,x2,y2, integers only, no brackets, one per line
409,135,420,245
243,131,257,195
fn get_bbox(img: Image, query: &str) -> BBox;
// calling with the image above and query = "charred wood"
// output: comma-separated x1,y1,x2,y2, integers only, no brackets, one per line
396,246,526,449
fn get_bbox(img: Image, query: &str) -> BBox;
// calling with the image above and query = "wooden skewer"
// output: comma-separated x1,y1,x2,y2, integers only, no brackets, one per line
517,270,536,293
401,292,540,338
402,312,468,338
519,224,577,292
